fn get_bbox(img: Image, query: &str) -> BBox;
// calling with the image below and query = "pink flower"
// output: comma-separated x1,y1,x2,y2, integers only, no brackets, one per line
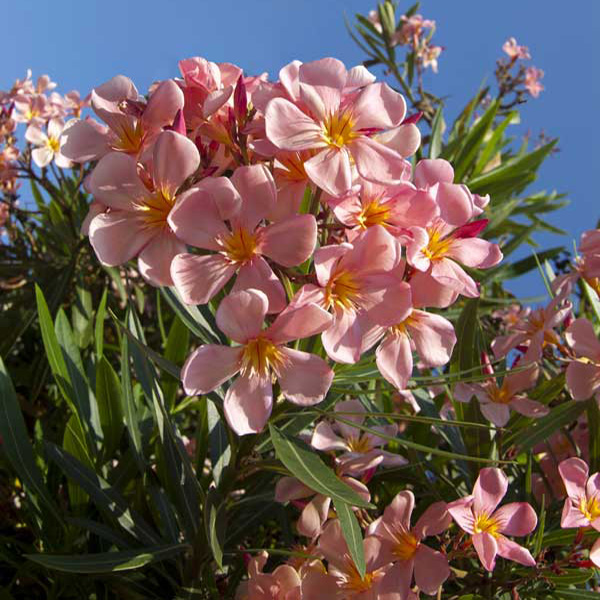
275,473,370,539
328,177,437,242
311,399,407,475
13,94,50,125
565,318,600,401
454,361,548,426
181,289,334,436
265,58,410,196
169,164,317,313
370,491,451,598
25,118,72,168
370,278,457,391
557,457,600,567
447,468,537,571
502,38,531,60
303,520,396,599
291,225,403,364
421,45,443,73
236,551,301,600
491,296,571,364
87,130,199,286
524,67,544,98
61,75,184,162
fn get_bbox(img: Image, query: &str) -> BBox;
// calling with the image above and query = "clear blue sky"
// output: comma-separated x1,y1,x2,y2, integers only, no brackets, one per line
4,1,599,298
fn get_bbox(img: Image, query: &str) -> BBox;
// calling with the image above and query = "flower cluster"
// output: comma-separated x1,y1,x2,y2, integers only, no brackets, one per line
60,56,503,436
497,37,544,104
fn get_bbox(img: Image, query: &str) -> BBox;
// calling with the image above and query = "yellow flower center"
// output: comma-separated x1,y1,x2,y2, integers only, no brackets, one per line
346,434,373,454
219,227,259,265
112,121,144,154
276,152,310,182
137,189,174,228
25,108,39,121
390,313,417,336
580,496,600,522
46,136,60,154
421,228,452,261
488,383,511,405
343,562,377,593
325,270,362,311
323,111,357,148
393,529,420,561
240,336,286,379
473,513,500,537
356,200,391,229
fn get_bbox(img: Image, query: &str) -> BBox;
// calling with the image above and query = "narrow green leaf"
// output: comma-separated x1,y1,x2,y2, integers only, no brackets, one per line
95,288,108,358
26,544,186,573
62,414,93,509
96,357,125,457
204,488,227,568
269,425,372,508
429,107,443,159
334,502,366,578
545,568,593,585
208,399,231,486
587,397,600,473
551,589,600,600
163,316,190,409
0,357,63,527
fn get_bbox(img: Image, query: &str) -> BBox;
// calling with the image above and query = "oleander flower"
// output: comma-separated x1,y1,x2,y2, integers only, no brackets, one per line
564,318,600,401
447,468,537,571
25,118,72,168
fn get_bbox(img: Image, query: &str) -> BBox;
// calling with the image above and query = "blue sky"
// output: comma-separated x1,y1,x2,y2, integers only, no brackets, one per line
3,1,599,298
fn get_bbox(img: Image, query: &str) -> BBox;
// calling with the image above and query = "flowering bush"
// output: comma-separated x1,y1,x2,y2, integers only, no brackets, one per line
0,2,598,599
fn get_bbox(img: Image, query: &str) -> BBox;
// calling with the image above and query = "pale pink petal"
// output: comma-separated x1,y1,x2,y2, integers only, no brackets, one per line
409,269,459,308
338,450,385,476
89,152,146,210
25,125,47,145
233,257,286,314
300,569,340,600
277,348,333,406
447,238,503,269
267,302,333,345
435,183,474,226
311,421,348,452
81,201,105,236
265,98,325,151
275,476,314,502
509,396,549,419
504,364,539,395
377,123,421,158
376,332,413,390
590,538,600,568
54,152,73,169
380,561,413,600
322,308,363,364
279,60,302,101
181,344,242,395
495,536,536,567
273,565,302,593
350,136,408,185
215,288,268,343
231,164,277,230
346,65,376,88
313,244,350,288
495,502,537,536
88,211,153,266
454,383,477,403
409,310,456,367
587,472,600,499
260,214,317,267
299,57,347,90
152,131,200,196
351,83,406,130
414,159,454,187
473,532,498,571
431,258,479,297
168,187,229,250
170,253,236,304
317,519,347,568
473,468,508,515
383,490,414,529
60,118,111,162
566,318,600,361
341,224,401,273
414,501,452,538
270,179,307,222
297,495,331,539
558,457,589,501
31,147,53,168
47,118,64,140
447,496,475,533
304,147,352,197
481,402,511,427
224,375,273,435
335,399,366,438
366,280,412,329
142,79,184,132
137,231,185,286
203,87,233,118
561,499,590,528
414,544,450,594
567,360,600,401
491,333,527,360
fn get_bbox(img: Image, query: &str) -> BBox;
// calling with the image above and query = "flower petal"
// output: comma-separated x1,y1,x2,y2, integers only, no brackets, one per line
89,152,146,210
409,310,456,367
267,302,333,345
260,214,317,267
473,468,508,515
137,231,185,286
414,501,452,538
152,131,200,196
181,344,242,395
472,532,498,572
265,97,325,151
414,159,454,188
495,536,536,567
304,147,352,197
277,348,334,406
351,83,406,130
215,288,268,343
231,164,277,231
558,457,589,501
495,502,537,536
350,136,408,185
233,257,286,314
224,375,273,435
376,332,412,391
311,421,348,452
414,544,450,594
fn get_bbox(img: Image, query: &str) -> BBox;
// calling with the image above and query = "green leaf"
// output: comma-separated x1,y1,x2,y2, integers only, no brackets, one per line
26,543,187,573
208,399,231,486
507,400,588,453
334,502,366,579
429,106,444,159
45,442,160,545
587,396,600,474
71,283,94,349
0,357,63,527
204,488,227,568
163,316,190,409
545,568,593,585
96,357,125,458
551,590,600,600
62,414,94,510
269,425,372,509
471,110,518,177
95,288,108,358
